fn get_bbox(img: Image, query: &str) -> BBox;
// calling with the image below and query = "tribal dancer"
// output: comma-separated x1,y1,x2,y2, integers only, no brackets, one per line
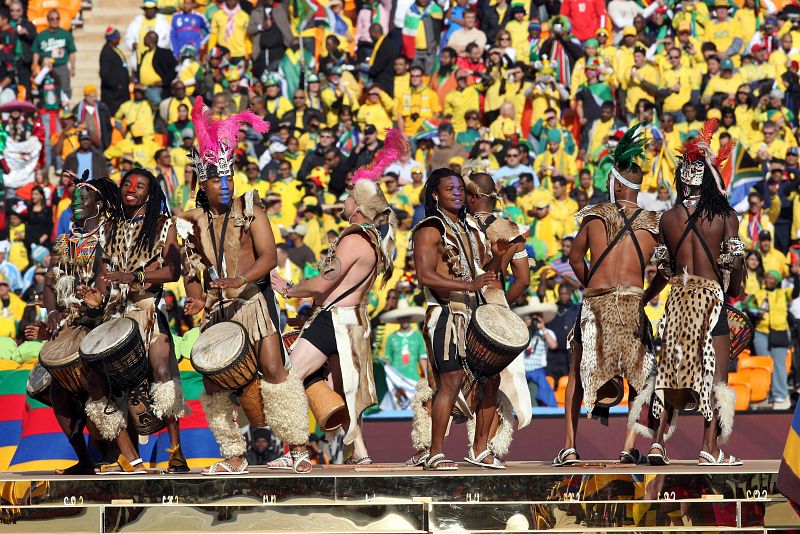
409,167,506,471
462,170,531,467
272,130,405,467
553,125,661,467
643,120,744,465
81,167,188,473
180,99,309,474
26,175,122,474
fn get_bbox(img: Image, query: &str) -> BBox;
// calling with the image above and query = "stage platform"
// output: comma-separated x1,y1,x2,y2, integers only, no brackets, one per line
1,460,798,533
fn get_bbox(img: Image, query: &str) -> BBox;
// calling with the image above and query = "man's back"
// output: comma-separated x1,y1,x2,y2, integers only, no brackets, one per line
661,204,731,283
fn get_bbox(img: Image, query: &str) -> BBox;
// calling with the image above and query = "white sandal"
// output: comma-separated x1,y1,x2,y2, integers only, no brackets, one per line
267,453,293,470
406,451,429,467
698,450,742,466
553,448,580,467
424,453,458,471
201,459,249,476
465,448,506,470
290,450,313,473
648,443,670,466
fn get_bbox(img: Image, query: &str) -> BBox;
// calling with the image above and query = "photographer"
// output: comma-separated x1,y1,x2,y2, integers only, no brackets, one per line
516,304,558,407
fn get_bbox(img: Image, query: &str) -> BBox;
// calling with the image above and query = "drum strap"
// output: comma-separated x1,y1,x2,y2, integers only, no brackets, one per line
208,207,232,276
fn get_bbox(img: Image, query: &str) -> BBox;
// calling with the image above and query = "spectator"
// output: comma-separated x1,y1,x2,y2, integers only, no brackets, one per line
23,187,51,258
9,1,34,99
545,284,579,384
401,0,443,75
171,0,210,60
381,308,427,410
115,84,155,138
0,242,23,294
159,81,193,126
124,0,171,62
745,250,765,295
208,0,250,64
0,6,17,101
518,304,558,407
73,84,113,149
247,0,293,74
32,9,75,99
447,11,487,55
560,0,607,42
63,129,107,181
99,27,131,116
428,123,466,171
246,427,282,465
284,224,315,270
367,24,399,97
137,31,177,105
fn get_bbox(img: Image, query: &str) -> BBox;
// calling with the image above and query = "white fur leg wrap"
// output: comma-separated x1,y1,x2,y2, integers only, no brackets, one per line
714,382,736,445
85,397,126,441
150,380,186,420
411,379,433,451
489,392,514,459
629,378,678,442
200,391,247,458
259,369,309,447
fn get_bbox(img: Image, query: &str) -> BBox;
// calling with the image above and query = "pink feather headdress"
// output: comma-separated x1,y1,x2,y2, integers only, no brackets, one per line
349,128,410,185
190,96,270,188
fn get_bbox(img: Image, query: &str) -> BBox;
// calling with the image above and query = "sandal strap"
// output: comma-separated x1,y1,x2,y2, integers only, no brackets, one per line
474,449,493,464
426,453,449,468
555,448,578,464
650,443,666,455
291,450,311,472
698,450,716,463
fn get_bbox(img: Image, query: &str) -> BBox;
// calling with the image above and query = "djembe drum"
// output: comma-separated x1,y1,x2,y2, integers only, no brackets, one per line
282,329,347,432
79,318,148,392
726,304,754,360
127,380,167,435
40,326,90,395
191,321,266,427
27,363,52,407
466,303,530,379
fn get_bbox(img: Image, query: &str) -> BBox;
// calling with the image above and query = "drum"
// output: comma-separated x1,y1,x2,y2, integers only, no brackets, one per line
27,363,52,407
305,379,348,432
466,304,530,379
40,326,90,395
727,304,754,361
127,380,167,435
192,321,266,427
79,318,147,391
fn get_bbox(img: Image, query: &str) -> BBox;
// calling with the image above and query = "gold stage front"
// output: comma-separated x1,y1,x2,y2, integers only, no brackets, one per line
0,460,797,533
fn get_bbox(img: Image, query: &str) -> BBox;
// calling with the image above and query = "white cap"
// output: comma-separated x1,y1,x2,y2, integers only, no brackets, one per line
269,142,288,154
290,224,307,236
0,240,10,254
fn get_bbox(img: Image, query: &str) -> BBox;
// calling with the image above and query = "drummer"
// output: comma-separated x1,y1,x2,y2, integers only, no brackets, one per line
80,168,188,473
180,100,309,475
554,125,660,467
408,167,506,471
26,175,122,475
461,170,532,467
271,130,404,467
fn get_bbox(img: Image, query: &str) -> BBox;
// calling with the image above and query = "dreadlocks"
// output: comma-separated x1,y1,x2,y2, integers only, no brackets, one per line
85,177,122,219
117,168,170,256
424,167,468,220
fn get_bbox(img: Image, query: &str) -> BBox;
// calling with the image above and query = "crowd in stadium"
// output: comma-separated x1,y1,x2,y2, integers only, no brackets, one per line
0,0,799,426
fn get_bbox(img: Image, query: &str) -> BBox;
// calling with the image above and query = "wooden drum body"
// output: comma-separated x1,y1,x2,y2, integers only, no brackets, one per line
466,304,530,379
40,326,90,395
27,363,52,407
192,321,266,427
128,380,167,436
79,318,147,392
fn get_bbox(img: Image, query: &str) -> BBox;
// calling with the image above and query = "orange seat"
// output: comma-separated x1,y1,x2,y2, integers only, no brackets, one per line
737,367,771,403
729,382,751,411
555,385,566,408
546,375,555,390
557,376,569,390
617,379,630,407
787,348,793,376
739,355,774,375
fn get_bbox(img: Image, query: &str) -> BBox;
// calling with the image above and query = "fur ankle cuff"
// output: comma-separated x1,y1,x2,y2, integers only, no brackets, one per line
259,368,309,447
151,380,187,420
411,379,433,451
201,391,246,458
85,397,126,441
714,382,736,445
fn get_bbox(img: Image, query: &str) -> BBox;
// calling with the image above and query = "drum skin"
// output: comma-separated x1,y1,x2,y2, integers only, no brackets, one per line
191,321,257,390
79,318,147,391
27,363,52,407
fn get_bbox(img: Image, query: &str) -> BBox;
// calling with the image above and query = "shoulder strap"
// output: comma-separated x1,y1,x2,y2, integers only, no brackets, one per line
671,204,723,284
618,208,646,277
585,207,643,284
322,232,379,310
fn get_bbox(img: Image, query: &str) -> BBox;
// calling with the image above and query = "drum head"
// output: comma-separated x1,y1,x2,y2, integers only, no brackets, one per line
27,363,51,396
40,327,87,368
191,321,248,373
80,318,138,360
473,304,530,350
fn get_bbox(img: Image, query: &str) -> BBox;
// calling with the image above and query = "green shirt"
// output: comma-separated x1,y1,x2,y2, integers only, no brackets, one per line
33,28,75,66
385,329,426,381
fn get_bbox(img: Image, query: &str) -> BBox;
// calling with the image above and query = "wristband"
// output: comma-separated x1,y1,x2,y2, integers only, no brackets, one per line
133,270,145,285
241,275,247,285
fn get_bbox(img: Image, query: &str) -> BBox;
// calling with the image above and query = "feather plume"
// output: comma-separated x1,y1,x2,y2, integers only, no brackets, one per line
715,139,735,170
460,158,487,181
216,110,270,155
190,96,219,163
679,118,718,162
350,128,410,184
612,123,649,170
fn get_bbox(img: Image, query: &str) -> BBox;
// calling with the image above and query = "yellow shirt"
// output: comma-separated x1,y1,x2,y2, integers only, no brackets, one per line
356,102,393,135
489,116,520,141
139,50,161,86
761,248,788,279
164,96,193,124
401,182,425,206
265,96,293,120
393,73,410,104
533,148,578,181
104,137,161,170
444,86,480,133
170,147,191,175
321,85,360,126
707,19,742,56
754,287,792,333
588,118,614,160
529,215,563,259
8,223,27,271
395,86,441,137
625,63,659,113
238,180,270,198
506,19,530,64
549,196,579,236
738,211,775,249
115,100,155,137
136,17,160,61
209,9,250,58
662,66,693,113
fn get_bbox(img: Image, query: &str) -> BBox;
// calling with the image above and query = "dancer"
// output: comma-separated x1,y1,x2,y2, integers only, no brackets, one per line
81,167,188,473
271,130,405,466
643,120,744,465
553,125,660,467
180,99,310,474
26,175,122,474
463,170,531,467
409,167,506,471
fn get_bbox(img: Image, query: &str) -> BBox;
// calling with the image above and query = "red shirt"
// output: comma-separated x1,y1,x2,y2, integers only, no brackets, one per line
560,0,607,42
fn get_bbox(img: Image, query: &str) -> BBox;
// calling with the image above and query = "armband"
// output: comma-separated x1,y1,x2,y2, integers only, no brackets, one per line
512,249,529,260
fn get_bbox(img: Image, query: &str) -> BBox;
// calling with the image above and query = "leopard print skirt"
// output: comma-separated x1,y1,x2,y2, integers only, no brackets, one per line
579,286,655,415
654,273,723,422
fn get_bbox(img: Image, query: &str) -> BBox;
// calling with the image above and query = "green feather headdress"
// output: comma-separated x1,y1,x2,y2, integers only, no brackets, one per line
612,123,649,171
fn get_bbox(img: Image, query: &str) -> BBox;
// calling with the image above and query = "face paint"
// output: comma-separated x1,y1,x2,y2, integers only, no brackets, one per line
126,175,139,196
73,187,83,211
220,175,230,205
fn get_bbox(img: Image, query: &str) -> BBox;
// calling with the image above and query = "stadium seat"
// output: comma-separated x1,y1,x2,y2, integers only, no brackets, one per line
557,376,569,390
555,385,566,408
729,382,751,411
737,367,771,403
738,355,774,375
546,375,555,390
787,348,793,377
